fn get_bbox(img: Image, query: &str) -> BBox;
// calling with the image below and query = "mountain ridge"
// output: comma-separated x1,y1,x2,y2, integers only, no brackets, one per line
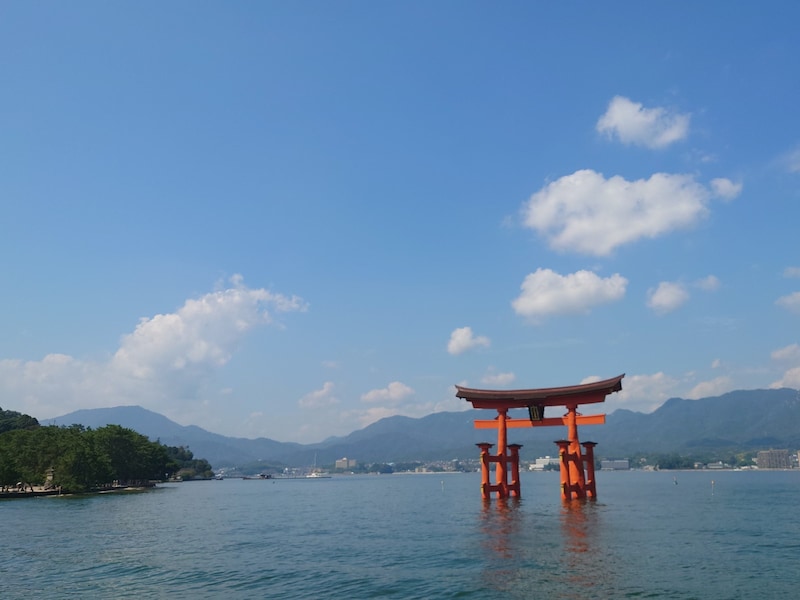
47,387,800,467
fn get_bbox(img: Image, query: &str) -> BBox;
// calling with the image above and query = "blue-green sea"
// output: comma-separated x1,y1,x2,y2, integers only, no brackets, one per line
2,470,799,599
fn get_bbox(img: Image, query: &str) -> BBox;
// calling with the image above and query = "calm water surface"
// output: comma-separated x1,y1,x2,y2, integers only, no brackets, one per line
2,470,799,599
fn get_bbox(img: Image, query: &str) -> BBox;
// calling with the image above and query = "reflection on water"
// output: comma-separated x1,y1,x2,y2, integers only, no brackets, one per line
479,497,522,560
476,495,622,599
557,500,615,598
477,497,533,594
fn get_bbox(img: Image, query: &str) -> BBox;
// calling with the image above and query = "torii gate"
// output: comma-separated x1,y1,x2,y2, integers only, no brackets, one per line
456,374,624,501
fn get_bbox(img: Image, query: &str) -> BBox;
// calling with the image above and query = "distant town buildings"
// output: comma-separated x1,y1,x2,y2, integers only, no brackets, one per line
528,456,560,471
757,449,791,469
335,457,358,470
600,459,630,470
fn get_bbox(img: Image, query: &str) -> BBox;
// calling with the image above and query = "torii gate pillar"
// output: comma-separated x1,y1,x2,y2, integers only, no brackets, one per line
456,374,624,501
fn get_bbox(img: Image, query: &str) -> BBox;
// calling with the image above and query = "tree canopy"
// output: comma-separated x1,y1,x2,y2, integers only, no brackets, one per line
0,412,213,492
0,406,40,434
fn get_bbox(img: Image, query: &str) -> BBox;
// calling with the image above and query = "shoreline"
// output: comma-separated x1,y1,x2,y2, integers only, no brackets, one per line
0,483,157,500
0,487,63,499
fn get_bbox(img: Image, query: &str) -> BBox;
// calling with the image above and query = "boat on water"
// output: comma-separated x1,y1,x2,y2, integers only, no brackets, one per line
305,453,331,478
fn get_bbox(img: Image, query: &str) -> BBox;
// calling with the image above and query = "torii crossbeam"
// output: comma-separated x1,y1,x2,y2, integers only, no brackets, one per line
456,374,624,501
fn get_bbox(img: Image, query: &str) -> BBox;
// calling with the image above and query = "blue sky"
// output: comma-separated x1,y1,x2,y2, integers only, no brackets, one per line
2,2,799,443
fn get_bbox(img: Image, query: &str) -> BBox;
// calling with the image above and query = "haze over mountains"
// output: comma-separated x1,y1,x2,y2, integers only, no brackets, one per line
48,388,800,468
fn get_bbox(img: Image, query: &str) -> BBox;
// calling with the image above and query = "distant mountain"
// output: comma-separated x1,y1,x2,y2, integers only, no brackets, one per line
595,387,800,455
48,406,305,467
48,388,800,467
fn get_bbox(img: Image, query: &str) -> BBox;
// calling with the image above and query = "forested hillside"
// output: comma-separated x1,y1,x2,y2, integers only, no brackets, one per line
0,407,214,492
0,406,40,434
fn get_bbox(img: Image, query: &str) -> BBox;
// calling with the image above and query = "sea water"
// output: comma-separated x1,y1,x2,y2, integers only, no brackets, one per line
2,470,799,599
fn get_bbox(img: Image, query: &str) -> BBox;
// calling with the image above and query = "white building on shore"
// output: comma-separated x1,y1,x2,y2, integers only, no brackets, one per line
529,456,560,471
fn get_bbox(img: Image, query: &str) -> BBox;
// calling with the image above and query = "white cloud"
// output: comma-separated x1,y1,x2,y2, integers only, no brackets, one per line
0,354,101,418
0,276,306,422
783,267,800,279
512,268,627,322
644,275,717,318
772,367,800,389
647,281,690,315
710,178,742,200
112,275,306,379
596,96,690,149
776,292,800,313
355,406,404,428
360,381,414,403
784,146,800,173
771,344,800,362
352,385,471,429
298,382,339,409
605,371,766,414
695,275,720,291
606,372,679,413
480,370,516,386
447,326,490,355
770,344,800,388
686,376,734,399
521,170,732,256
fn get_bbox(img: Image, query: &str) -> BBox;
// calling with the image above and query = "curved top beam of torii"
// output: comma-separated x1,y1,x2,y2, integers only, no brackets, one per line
455,374,624,410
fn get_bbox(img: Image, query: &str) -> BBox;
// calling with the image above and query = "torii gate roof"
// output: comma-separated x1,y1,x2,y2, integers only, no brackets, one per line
455,374,624,409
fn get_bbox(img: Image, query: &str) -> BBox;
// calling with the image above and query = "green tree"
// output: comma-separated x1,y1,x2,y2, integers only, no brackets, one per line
0,423,211,492
0,407,40,434
92,425,169,483
51,426,112,491
0,430,24,488
165,445,213,479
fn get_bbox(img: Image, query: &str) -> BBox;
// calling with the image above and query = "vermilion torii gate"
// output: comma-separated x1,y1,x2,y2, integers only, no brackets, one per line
456,374,624,501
